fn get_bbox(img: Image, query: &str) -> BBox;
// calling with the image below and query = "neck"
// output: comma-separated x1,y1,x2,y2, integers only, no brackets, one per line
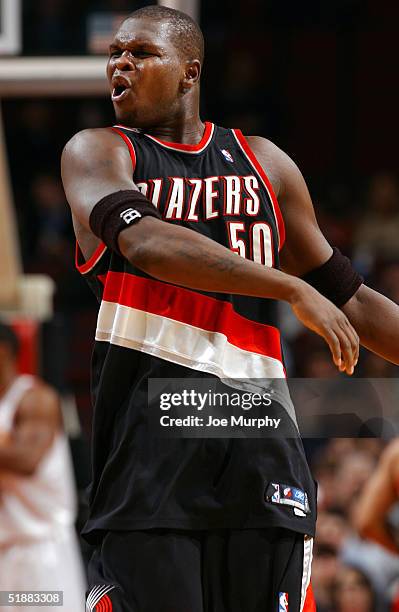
144,110,205,145
139,90,204,145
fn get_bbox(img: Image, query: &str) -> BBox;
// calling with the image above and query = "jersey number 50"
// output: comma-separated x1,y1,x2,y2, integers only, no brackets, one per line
227,222,274,267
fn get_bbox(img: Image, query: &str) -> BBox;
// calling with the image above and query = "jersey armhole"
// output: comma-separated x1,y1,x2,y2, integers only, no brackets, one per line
75,241,108,275
111,126,137,174
231,129,286,250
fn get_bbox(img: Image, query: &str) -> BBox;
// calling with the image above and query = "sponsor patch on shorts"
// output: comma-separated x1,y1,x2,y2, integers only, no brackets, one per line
265,482,310,515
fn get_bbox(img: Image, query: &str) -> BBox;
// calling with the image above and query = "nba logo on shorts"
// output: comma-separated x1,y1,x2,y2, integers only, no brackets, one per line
279,591,289,611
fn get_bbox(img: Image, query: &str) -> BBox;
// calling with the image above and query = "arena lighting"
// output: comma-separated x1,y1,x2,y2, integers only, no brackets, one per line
0,56,109,97
0,0,21,55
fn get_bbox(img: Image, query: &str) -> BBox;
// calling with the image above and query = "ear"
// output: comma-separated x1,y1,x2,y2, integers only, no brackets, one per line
180,60,201,92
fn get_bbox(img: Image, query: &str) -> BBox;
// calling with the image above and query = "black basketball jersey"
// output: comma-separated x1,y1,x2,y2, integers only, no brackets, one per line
76,122,317,543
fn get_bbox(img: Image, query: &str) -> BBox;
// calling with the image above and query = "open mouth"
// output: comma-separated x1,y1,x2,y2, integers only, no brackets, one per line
112,84,130,102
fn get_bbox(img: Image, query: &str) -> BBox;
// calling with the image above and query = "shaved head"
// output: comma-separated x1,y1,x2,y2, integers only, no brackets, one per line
126,5,204,64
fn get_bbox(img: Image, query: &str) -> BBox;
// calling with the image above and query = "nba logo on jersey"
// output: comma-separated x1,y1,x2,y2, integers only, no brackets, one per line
279,591,289,611
221,148,234,162
271,483,280,503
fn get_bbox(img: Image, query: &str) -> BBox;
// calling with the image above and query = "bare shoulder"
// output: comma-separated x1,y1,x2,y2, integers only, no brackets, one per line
62,127,128,168
245,135,304,199
17,382,61,426
61,126,135,223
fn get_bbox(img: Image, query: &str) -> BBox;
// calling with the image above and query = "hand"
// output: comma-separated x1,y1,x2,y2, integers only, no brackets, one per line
290,282,359,375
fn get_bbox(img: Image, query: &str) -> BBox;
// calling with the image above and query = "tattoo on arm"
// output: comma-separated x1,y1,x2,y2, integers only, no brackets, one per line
175,242,238,273
131,231,242,280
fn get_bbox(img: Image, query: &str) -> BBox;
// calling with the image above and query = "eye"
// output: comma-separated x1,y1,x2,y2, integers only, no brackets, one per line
134,51,153,59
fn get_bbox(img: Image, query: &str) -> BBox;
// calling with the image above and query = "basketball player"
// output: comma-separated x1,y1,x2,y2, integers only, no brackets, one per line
0,323,86,610
61,6,399,611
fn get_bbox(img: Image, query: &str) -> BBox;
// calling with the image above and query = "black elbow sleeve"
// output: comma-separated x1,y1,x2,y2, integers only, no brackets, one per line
301,247,363,307
89,189,162,256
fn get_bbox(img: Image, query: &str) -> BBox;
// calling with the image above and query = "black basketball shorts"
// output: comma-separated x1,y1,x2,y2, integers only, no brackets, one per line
86,528,316,612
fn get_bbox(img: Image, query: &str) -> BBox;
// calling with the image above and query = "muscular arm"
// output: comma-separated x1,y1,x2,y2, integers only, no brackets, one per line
61,129,307,300
61,128,359,373
0,384,61,476
353,440,399,554
248,136,399,364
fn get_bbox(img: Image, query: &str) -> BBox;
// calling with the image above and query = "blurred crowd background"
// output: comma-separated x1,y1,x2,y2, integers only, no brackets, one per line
2,0,399,610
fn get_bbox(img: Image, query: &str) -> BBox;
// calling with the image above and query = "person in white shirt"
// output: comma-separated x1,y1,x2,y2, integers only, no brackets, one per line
0,323,86,611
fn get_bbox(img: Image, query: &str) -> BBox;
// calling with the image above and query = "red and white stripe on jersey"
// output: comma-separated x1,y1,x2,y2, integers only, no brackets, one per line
75,242,107,275
231,129,286,251
301,537,315,612
95,271,286,379
111,126,137,171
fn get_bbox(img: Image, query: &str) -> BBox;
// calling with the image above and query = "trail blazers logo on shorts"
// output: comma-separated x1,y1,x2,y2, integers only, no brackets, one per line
279,591,289,611
86,584,115,611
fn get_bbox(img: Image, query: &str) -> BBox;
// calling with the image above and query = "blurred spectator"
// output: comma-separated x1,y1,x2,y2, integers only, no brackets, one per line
332,566,377,612
331,450,376,512
341,537,399,610
312,512,350,612
0,323,86,608
353,173,399,276
310,439,399,611
354,440,399,555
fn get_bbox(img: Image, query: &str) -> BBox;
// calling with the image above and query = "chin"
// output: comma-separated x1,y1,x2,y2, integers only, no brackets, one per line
114,107,134,125
114,105,166,130
115,111,147,129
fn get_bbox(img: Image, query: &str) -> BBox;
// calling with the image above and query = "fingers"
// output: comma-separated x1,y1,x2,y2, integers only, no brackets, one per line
292,289,360,375
328,317,359,375
336,329,355,374
325,330,343,371
342,317,359,368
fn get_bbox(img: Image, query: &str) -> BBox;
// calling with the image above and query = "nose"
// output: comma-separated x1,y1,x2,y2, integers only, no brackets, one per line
114,50,134,71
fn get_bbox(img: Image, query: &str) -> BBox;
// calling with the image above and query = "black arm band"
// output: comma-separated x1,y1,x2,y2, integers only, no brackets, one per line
89,189,162,256
301,247,363,307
